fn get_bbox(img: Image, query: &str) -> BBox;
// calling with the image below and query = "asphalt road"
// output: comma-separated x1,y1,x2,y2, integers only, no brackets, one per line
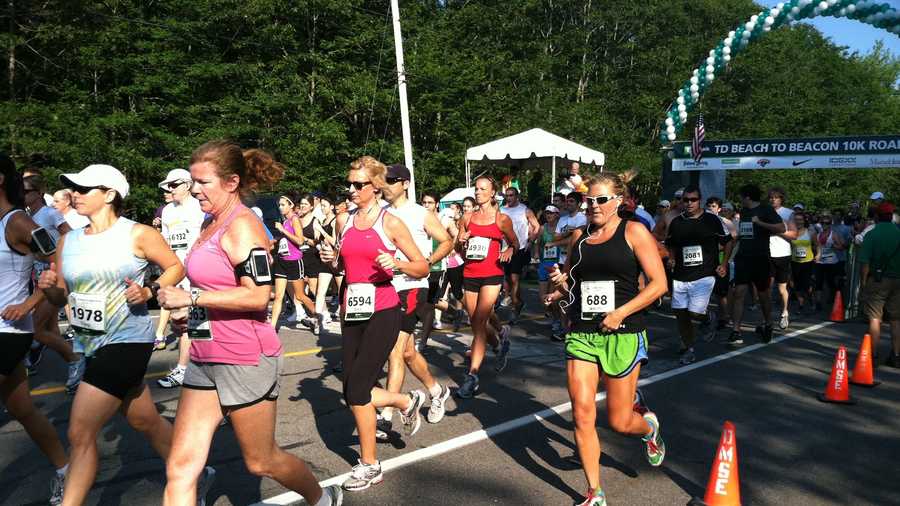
3,287,898,506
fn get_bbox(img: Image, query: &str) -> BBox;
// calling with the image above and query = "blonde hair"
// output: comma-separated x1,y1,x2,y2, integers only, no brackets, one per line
474,175,500,208
190,140,284,198
349,156,387,190
584,169,638,196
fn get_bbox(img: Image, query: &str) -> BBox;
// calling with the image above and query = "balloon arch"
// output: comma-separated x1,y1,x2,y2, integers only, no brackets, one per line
660,0,900,145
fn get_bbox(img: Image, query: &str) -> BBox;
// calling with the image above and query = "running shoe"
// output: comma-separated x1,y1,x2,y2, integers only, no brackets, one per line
312,314,321,336
27,343,45,375
759,324,774,344
49,470,65,506
375,414,392,442
452,310,464,332
399,390,426,436
678,347,695,365
779,312,790,330
300,317,317,331
427,384,451,424
701,309,718,342
727,331,744,347
321,484,344,505
342,460,383,491
509,301,525,325
63,328,76,342
575,488,607,506
66,356,85,395
153,335,167,351
432,320,443,330
456,373,479,398
157,365,186,389
642,412,666,467
197,466,216,506
632,388,649,416
495,325,511,372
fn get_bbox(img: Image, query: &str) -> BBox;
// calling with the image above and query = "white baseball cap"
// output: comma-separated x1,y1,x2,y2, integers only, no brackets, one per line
544,205,560,213
60,164,129,198
158,168,192,190
793,203,805,210
658,200,671,208
870,191,885,200
674,188,685,198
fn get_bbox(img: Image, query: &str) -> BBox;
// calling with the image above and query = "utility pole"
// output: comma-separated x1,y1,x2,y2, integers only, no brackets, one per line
390,0,415,200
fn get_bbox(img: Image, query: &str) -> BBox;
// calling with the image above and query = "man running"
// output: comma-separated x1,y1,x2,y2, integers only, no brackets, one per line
666,186,733,364
155,169,205,389
377,165,453,440
768,187,797,330
500,187,539,324
730,184,784,346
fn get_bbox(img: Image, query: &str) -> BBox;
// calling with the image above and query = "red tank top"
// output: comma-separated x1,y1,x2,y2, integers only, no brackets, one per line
463,217,504,279
339,209,400,312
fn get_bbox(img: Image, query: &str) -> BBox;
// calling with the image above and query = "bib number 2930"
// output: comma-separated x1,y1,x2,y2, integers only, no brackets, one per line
581,280,615,321
345,283,375,321
466,237,490,261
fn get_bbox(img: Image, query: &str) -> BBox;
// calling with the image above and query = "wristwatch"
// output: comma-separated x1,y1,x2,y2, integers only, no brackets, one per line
190,288,201,307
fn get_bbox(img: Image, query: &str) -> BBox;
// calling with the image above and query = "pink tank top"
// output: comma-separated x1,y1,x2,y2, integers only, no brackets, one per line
340,209,399,312
185,205,283,365
279,215,302,260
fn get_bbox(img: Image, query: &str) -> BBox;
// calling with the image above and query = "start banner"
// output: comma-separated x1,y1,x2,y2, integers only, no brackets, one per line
672,135,900,171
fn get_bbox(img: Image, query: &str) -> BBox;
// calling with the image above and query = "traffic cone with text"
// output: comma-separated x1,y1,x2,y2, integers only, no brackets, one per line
849,334,880,388
689,421,741,506
829,291,845,322
817,346,856,404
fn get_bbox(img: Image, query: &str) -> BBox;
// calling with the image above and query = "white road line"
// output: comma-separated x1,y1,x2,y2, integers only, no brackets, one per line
253,320,835,505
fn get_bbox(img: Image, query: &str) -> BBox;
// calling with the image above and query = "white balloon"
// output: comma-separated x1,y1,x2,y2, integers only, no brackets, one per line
680,112,689,121
827,0,837,6
818,1,828,10
846,4,855,13
706,73,715,82
728,30,736,38
691,75,699,85
791,6,800,15
771,8,781,17
745,21,755,31
678,104,686,113
751,15,759,22
666,125,676,134
693,69,700,76
665,117,674,127
723,46,732,55
707,56,715,65
724,37,733,47
667,133,677,141
690,84,699,93
677,96,685,104
706,65,715,74
765,16,775,25
776,2,785,9
724,54,732,62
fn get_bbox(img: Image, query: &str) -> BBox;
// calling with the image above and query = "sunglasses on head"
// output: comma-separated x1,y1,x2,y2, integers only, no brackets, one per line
682,197,700,203
584,195,619,207
346,180,373,191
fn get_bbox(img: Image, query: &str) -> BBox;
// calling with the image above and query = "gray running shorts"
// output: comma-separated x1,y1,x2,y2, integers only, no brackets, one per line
183,354,283,409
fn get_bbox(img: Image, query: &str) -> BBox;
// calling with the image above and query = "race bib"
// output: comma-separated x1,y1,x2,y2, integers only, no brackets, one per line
793,246,808,260
739,221,754,239
345,283,375,321
466,236,490,261
581,280,615,321
820,247,836,263
167,225,189,251
543,244,559,260
68,292,106,333
277,238,289,256
682,245,703,267
187,304,213,341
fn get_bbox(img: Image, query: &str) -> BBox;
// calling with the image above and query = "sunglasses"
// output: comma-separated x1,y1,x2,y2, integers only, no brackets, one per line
682,197,700,203
584,195,619,207
164,180,187,192
347,180,373,192
385,177,406,185
69,184,109,195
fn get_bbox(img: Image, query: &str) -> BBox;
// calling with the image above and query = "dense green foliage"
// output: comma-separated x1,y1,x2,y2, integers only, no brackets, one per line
3,0,898,219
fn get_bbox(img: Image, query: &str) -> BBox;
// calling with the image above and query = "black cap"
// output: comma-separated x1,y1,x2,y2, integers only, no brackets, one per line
386,164,411,180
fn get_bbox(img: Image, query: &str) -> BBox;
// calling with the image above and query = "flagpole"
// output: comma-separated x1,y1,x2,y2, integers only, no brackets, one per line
390,0,415,201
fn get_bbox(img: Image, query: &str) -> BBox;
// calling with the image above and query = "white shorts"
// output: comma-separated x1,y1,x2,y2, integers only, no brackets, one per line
672,276,716,314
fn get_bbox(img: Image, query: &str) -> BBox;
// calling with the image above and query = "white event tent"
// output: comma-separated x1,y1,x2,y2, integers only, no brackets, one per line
464,128,605,195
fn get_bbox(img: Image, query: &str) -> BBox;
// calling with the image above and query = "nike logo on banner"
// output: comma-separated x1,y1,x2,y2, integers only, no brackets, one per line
792,159,812,166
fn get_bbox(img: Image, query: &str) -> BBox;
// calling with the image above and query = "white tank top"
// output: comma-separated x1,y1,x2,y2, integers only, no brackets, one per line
386,201,430,290
0,209,35,333
769,206,793,258
502,203,529,250
161,197,205,260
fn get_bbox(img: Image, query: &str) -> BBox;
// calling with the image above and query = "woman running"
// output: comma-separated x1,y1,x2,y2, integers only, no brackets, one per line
436,204,466,333
38,164,187,506
297,194,328,333
158,141,340,506
791,212,816,314
546,172,667,506
813,214,846,312
313,195,340,332
455,176,518,398
270,193,309,329
536,204,564,340
0,154,68,505
327,156,429,491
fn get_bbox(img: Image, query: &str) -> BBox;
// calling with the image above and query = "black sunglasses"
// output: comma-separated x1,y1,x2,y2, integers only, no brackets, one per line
682,197,701,203
385,177,406,185
165,180,187,191
584,195,619,207
346,180,373,191
69,184,109,194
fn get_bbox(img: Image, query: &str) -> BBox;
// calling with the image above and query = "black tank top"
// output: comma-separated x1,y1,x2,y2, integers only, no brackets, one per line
301,218,316,250
569,219,645,333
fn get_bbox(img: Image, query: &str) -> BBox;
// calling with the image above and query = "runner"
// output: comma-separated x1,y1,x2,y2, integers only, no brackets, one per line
768,187,798,329
0,154,68,505
155,169,205,389
270,193,310,329
790,212,816,314
37,164,194,505
706,198,737,332
431,204,466,334
665,186,733,364
297,193,329,333
455,176,519,398
322,156,429,491
555,192,587,265
545,172,667,506
730,184,784,346
814,213,846,313
418,192,447,334
157,141,340,506
500,186,540,324
376,166,452,441
52,189,90,230
312,194,340,333
536,204,564,341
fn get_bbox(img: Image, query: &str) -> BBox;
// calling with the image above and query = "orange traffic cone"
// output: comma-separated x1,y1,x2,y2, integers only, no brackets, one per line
689,421,741,506
817,346,856,404
829,291,845,322
850,334,880,388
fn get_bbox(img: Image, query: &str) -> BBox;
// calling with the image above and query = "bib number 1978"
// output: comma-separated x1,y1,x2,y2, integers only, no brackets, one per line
68,293,106,333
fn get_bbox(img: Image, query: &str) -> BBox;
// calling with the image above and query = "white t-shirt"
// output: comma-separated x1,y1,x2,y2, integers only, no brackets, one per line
769,206,793,258
385,201,431,290
161,197,205,260
556,212,587,235
64,209,90,230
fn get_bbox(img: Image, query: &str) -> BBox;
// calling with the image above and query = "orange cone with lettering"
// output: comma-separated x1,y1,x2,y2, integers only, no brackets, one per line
829,291,845,322
817,346,856,404
689,421,741,506
850,334,880,388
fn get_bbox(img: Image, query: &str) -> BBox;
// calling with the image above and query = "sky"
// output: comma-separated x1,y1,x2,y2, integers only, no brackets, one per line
759,0,900,57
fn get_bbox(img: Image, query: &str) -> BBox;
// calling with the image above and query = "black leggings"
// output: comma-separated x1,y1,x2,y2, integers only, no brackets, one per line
439,265,464,303
340,306,400,406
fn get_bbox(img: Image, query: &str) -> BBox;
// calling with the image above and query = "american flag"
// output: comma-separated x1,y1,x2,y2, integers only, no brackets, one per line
692,114,705,163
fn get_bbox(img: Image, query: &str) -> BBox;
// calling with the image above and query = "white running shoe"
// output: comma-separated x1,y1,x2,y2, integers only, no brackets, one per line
399,390,426,436
157,366,185,388
49,470,65,505
342,460,383,491
427,385,451,424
